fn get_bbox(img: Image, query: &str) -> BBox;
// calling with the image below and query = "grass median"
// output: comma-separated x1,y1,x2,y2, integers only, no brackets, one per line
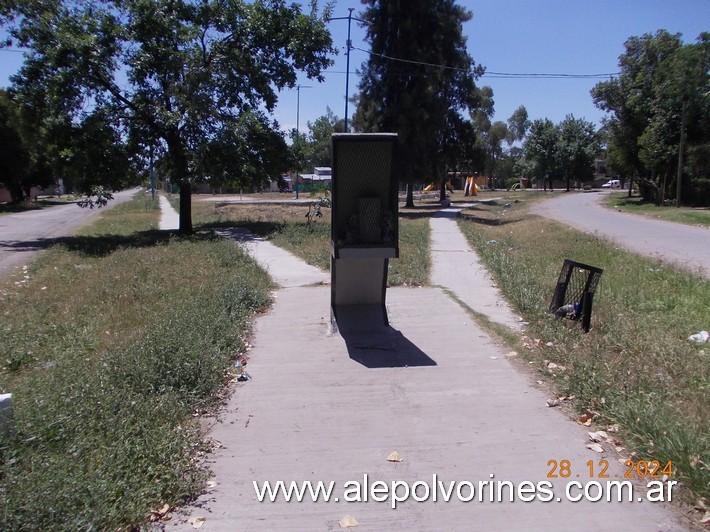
191,199,431,286
607,193,710,227
458,196,709,502
0,193,273,529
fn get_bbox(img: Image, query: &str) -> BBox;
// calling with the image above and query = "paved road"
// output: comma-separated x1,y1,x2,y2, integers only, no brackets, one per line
531,191,710,279
0,188,139,277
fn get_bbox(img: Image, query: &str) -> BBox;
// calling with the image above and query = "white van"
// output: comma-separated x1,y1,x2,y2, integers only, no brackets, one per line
601,179,621,189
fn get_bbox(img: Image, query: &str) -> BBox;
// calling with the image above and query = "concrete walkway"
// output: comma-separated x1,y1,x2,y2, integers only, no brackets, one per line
532,191,710,279
159,195,180,231
429,208,523,330
0,188,139,277
176,214,685,531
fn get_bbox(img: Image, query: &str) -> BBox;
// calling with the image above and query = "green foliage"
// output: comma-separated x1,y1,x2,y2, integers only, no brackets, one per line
355,0,483,197
0,89,37,202
2,0,336,232
76,185,115,209
556,115,600,188
592,30,710,204
305,107,345,169
523,118,558,188
520,116,599,189
0,196,273,529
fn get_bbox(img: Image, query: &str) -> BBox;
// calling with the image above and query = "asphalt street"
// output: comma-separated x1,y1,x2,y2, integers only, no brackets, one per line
0,188,140,277
531,191,710,279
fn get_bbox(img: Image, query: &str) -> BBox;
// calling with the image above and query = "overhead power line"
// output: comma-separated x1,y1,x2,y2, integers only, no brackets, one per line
353,46,618,79
2,45,620,79
485,72,618,79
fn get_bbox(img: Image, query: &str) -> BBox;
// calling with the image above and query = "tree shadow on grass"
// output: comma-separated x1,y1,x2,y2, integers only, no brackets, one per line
196,220,285,238
0,229,221,259
457,213,524,226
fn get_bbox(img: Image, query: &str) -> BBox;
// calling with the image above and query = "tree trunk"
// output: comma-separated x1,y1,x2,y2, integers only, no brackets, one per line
660,172,667,207
438,166,446,203
166,128,193,234
10,182,24,203
179,183,192,234
405,183,414,208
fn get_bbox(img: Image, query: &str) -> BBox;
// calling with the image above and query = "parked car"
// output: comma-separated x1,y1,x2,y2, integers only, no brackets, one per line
601,179,621,189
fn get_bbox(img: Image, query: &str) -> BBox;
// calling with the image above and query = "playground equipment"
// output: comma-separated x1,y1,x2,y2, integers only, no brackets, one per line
423,180,455,193
330,133,399,330
463,177,479,196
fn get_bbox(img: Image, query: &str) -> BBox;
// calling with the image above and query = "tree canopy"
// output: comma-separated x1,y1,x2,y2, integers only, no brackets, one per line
1,0,336,230
592,30,710,205
519,115,599,191
354,0,484,205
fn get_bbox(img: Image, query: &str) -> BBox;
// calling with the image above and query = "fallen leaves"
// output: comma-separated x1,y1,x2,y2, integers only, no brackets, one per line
189,516,206,529
577,411,596,426
386,451,403,463
586,443,605,453
149,504,172,522
546,394,574,407
339,514,358,528
587,430,608,443
522,336,542,350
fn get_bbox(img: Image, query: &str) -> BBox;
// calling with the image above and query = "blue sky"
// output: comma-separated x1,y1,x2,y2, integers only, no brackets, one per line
1,0,708,137
275,0,709,134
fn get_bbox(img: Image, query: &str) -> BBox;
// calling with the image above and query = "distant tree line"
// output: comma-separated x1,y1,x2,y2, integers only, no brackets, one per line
592,30,710,206
2,0,707,218
0,0,335,232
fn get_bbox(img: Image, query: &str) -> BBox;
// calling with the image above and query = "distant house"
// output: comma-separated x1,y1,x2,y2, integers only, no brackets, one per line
295,166,331,192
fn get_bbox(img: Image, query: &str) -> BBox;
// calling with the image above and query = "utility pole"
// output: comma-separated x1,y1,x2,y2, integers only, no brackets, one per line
150,144,155,201
331,8,367,132
295,84,312,199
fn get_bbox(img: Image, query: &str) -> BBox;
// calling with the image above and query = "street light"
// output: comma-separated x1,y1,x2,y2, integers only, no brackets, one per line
295,84,312,199
330,8,368,131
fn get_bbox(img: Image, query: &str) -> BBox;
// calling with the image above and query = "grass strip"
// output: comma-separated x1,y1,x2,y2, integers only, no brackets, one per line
607,192,710,227
192,200,431,286
457,201,709,501
0,194,273,529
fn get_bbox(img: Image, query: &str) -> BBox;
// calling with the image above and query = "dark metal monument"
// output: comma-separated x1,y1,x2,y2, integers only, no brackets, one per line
330,133,399,331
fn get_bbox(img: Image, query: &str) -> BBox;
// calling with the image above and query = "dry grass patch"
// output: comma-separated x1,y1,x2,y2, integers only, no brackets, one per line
0,195,273,529
458,206,709,502
192,200,431,286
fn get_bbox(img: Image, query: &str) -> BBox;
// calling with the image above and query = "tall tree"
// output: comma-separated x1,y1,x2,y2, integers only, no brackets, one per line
506,105,530,144
591,30,683,200
0,89,32,202
354,0,484,206
1,0,335,232
523,118,558,190
307,107,345,169
556,115,599,191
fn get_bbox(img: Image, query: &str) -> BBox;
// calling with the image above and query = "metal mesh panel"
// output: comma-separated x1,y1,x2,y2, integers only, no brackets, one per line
550,259,603,332
332,138,397,246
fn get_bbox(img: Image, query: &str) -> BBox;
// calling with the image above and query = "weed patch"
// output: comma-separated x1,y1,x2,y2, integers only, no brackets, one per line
192,201,431,286
459,213,710,500
0,195,272,529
